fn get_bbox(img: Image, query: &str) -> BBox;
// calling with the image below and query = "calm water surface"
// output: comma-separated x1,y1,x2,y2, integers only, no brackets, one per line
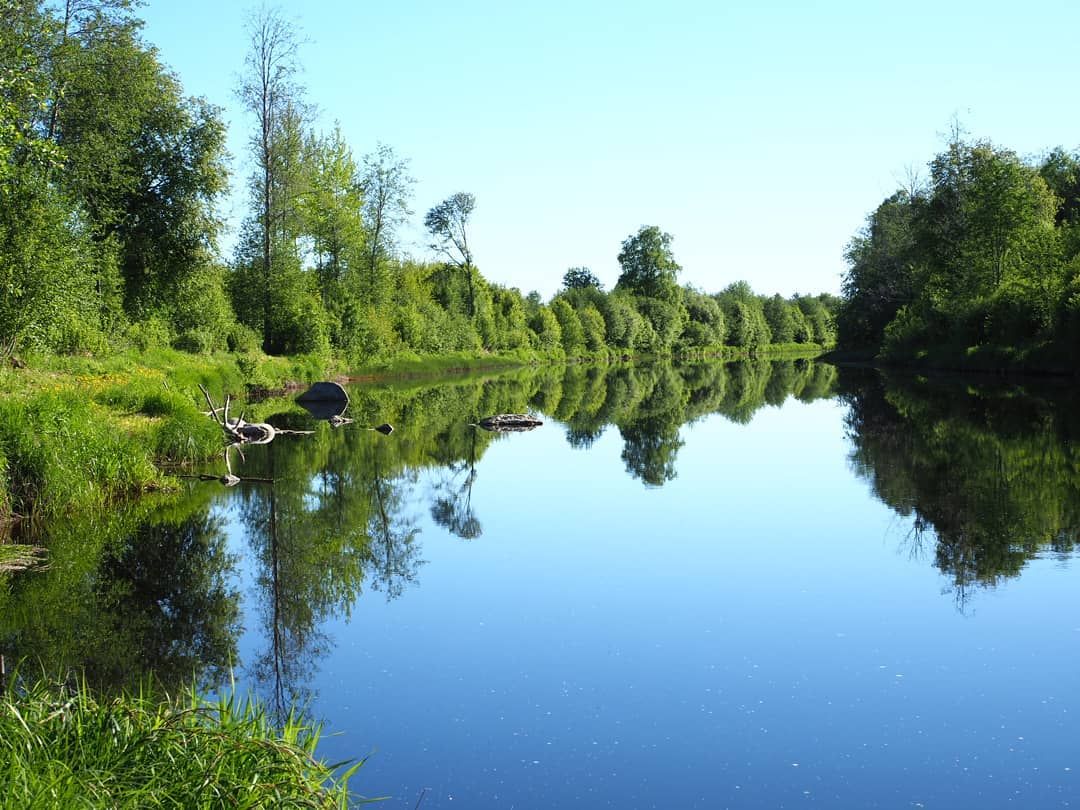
4,361,1079,808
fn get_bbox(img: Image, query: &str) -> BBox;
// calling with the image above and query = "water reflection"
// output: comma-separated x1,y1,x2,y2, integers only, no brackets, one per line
0,359,837,698
0,497,239,693
232,438,371,716
364,441,423,600
839,370,1080,610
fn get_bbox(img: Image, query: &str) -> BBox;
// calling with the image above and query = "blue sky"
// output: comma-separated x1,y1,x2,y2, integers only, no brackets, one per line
139,0,1080,299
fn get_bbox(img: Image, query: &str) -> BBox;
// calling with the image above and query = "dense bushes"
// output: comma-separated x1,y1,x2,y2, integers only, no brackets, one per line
840,132,1080,366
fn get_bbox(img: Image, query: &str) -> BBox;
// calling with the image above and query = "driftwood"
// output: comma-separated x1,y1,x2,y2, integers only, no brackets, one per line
0,544,48,574
476,414,543,433
198,385,313,446
180,472,274,488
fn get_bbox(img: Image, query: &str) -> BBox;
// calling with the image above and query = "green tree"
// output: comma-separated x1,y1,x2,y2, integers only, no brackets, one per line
1039,147,1080,228
715,281,771,348
551,297,586,356
0,1,103,356
838,191,920,348
528,303,563,356
358,142,414,306
55,19,228,321
302,125,365,302
562,266,602,291
615,225,681,303
794,295,835,346
236,6,309,352
920,136,1059,315
425,191,477,315
679,287,725,349
762,294,796,344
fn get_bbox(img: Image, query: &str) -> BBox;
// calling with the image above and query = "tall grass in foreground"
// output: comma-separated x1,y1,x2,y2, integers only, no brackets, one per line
0,675,373,809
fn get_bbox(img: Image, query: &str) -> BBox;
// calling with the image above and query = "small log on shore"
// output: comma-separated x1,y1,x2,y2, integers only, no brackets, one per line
477,414,543,432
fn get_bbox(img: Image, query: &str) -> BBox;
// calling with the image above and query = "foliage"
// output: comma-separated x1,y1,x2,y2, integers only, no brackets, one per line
839,129,1077,366
551,297,586,356
715,282,772,348
358,142,414,305
615,225,682,304
0,348,334,520
562,266,603,291
1,0,836,376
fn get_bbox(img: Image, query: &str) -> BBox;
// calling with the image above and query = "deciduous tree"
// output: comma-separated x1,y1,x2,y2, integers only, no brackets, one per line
425,191,476,314
615,225,681,303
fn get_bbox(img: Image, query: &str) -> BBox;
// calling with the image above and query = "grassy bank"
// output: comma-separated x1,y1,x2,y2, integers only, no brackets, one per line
0,675,368,809
0,348,333,524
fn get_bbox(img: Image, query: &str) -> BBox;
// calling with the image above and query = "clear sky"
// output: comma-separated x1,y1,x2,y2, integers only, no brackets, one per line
138,0,1080,300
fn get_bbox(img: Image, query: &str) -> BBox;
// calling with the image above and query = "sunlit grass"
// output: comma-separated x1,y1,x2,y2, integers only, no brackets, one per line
0,348,341,520
0,674,374,809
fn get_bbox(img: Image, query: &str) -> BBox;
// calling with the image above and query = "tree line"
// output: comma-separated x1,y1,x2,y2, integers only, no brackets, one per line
0,3,836,366
838,123,1080,364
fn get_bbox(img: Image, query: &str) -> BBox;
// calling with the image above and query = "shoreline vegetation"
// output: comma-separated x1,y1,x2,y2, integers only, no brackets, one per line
2,0,838,528
836,126,1080,375
0,673,368,808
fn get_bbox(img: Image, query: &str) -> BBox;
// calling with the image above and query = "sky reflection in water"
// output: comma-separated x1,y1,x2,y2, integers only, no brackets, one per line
214,365,1080,809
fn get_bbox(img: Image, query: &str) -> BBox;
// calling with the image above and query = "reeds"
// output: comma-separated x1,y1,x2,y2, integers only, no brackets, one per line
0,674,372,809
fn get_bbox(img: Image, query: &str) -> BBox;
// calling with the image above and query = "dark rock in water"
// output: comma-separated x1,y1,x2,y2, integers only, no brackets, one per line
374,423,394,435
478,414,543,432
296,381,349,404
296,382,350,420
300,399,349,421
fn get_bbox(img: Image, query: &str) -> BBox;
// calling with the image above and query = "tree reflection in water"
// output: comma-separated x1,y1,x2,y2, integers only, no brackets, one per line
0,358,840,706
839,369,1080,611
0,500,240,695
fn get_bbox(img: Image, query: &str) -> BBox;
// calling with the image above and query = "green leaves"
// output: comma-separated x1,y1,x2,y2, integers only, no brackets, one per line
840,131,1076,361
615,225,681,303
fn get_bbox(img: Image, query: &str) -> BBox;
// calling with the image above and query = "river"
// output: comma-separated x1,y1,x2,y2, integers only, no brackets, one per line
2,360,1078,808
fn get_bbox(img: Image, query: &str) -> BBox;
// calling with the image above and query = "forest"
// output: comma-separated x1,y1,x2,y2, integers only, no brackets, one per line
0,2,836,370
838,125,1080,368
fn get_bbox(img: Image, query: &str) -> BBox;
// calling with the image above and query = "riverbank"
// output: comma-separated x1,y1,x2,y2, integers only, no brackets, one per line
0,347,332,526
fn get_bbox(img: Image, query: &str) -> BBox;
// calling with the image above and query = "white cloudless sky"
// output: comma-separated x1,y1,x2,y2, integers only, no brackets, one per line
138,0,1080,299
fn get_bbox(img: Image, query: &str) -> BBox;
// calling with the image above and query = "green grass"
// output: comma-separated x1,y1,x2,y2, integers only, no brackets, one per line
0,674,375,809
0,348,344,520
